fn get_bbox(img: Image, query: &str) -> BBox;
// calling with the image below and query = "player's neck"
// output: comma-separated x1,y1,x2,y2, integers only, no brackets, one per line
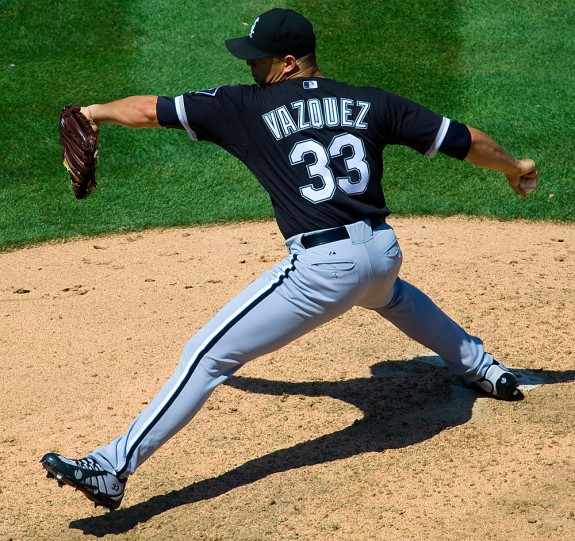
285,64,324,81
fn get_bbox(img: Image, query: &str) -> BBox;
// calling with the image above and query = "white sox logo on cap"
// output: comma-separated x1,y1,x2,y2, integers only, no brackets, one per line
249,17,260,38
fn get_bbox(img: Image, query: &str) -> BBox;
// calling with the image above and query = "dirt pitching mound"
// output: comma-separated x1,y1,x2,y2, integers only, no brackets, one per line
1,216,574,540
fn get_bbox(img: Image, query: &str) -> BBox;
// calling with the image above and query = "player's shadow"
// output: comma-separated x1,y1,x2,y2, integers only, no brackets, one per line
69,357,575,537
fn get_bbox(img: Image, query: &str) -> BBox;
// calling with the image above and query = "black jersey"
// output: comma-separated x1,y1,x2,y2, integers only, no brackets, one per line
157,78,463,239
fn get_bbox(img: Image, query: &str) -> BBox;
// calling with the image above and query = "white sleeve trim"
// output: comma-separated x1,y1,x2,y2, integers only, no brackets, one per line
425,116,450,158
175,95,198,141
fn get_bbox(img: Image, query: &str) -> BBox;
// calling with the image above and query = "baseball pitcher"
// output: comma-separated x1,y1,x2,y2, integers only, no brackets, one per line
42,8,538,511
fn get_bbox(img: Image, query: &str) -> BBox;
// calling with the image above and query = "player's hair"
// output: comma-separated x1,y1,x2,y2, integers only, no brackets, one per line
296,52,318,67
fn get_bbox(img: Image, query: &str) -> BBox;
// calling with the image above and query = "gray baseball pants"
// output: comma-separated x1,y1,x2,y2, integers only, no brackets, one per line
91,219,492,477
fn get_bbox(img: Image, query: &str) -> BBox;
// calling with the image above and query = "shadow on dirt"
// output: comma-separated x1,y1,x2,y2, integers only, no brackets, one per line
69,356,575,536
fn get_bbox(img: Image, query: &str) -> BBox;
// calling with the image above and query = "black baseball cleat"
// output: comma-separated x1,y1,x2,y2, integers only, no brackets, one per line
464,359,523,401
41,453,126,511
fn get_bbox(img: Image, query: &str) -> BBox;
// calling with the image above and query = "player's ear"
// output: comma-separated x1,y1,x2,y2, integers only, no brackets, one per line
283,55,298,73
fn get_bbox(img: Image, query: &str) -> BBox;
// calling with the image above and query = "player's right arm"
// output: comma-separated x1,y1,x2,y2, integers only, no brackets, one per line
379,91,539,198
80,96,160,129
465,127,538,198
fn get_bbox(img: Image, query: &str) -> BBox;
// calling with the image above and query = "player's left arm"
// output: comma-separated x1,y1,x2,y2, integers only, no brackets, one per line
80,96,160,129
464,126,539,198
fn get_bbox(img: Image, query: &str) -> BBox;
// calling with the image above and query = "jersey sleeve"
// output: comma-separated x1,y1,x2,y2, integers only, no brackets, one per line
438,120,472,160
377,91,454,157
156,86,250,160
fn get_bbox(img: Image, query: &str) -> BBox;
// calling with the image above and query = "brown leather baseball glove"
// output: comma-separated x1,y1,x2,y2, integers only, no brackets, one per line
59,104,98,199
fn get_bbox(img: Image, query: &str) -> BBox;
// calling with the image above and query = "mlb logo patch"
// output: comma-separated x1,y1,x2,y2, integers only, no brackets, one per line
303,80,318,90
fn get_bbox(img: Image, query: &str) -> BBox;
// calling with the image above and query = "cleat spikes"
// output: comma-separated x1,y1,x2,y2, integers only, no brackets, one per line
40,452,125,510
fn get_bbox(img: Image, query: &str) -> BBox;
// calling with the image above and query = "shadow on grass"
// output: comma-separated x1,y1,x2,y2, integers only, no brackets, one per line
69,356,575,536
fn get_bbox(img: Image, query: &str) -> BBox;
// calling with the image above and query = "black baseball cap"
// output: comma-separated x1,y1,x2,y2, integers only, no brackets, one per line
225,8,316,60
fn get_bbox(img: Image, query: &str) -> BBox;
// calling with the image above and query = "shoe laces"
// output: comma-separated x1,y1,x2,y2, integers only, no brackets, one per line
70,457,123,495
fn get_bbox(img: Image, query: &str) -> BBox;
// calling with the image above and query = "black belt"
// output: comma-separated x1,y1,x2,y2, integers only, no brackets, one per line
301,217,385,249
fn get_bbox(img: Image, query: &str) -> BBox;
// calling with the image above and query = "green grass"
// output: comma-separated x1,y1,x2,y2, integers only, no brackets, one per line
0,0,573,251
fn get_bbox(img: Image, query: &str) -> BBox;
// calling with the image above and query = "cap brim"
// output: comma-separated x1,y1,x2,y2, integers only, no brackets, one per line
225,37,271,60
